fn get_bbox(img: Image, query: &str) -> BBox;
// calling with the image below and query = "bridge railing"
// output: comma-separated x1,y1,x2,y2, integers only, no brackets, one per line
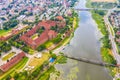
64,55,119,67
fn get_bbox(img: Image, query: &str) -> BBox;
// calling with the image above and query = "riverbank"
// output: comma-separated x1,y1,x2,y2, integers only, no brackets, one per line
45,11,80,80
39,13,80,79
52,16,79,52
52,0,114,80
87,2,117,78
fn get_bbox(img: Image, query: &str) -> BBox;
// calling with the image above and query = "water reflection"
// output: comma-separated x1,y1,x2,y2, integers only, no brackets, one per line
55,0,112,80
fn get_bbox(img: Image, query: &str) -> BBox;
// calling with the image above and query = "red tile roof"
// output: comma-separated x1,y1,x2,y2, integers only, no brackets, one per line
0,52,26,72
0,34,12,41
20,19,66,49
48,30,57,39
56,16,64,20
34,31,49,47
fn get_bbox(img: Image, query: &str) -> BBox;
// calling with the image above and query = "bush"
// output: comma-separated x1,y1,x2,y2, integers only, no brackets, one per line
3,19,19,30
51,54,57,59
21,46,29,53
101,48,116,65
52,36,62,44
37,45,46,51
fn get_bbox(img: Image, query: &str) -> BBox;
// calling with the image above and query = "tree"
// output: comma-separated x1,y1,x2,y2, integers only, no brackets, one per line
52,36,62,44
3,19,19,30
50,26,58,32
34,15,39,24
21,46,29,53
51,54,57,59
6,75,12,80
14,72,19,79
37,45,46,51
0,42,11,52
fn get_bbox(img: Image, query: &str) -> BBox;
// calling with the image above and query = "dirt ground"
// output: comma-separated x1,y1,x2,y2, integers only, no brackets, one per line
91,0,116,2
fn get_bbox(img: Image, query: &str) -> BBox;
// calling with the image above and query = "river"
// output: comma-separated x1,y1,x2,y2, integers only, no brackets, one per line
55,0,113,80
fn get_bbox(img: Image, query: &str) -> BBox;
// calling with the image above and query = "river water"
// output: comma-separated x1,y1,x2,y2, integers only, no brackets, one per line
55,0,113,80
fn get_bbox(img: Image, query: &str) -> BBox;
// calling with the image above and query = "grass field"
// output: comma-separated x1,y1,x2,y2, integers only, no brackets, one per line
56,56,67,64
91,0,116,2
0,29,12,36
44,41,54,48
91,11,107,35
73,17,78,29
28,49,36,55
110,25,115,36
0,57,29,80
2,52,15,61
31,33,38,40
28,53,50,68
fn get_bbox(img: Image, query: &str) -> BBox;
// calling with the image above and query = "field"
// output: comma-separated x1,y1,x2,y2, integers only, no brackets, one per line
44,41,54,48
28,53,50,68
0,29,12,36
28,48,36,55
31,33,39,40
91,0,116,2
2,52,15,61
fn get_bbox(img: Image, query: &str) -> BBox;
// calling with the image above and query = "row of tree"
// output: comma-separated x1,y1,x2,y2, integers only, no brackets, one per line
0,42,11,54
3,19,19,30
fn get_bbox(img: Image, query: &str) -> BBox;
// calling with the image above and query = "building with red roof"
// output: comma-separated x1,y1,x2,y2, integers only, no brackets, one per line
0,52,26,72
20,18,65,49
0,29,19,41
48,30,57,40
0,34,12,41
56,16,64,21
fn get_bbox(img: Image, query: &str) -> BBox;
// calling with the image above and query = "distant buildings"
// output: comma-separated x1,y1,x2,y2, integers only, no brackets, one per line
109,11,120,28
109,11,120,44
0,20,3,29
0,0,69,29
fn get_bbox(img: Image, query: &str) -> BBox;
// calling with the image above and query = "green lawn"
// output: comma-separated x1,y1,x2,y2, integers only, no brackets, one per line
28,49,36,55
0,29,12,36
56,56,67,64
92,12,107,35
28,53,50,69
110,26,115,36
44,41,53,48
0,57,29,80
2,52,15,61
52,37,70,51
86,0,92,8
37,56,67,80
31,33,38,40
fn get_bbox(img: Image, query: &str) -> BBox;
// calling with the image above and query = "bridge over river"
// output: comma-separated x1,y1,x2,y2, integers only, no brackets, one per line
64,55,120,68
75,8,120,11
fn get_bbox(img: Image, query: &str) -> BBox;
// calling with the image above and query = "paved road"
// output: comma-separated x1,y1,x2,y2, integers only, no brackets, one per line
104,7,120,65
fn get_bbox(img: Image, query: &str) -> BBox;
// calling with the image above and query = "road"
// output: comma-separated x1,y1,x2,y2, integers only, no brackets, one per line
104,8,120,79
104,7,120,65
